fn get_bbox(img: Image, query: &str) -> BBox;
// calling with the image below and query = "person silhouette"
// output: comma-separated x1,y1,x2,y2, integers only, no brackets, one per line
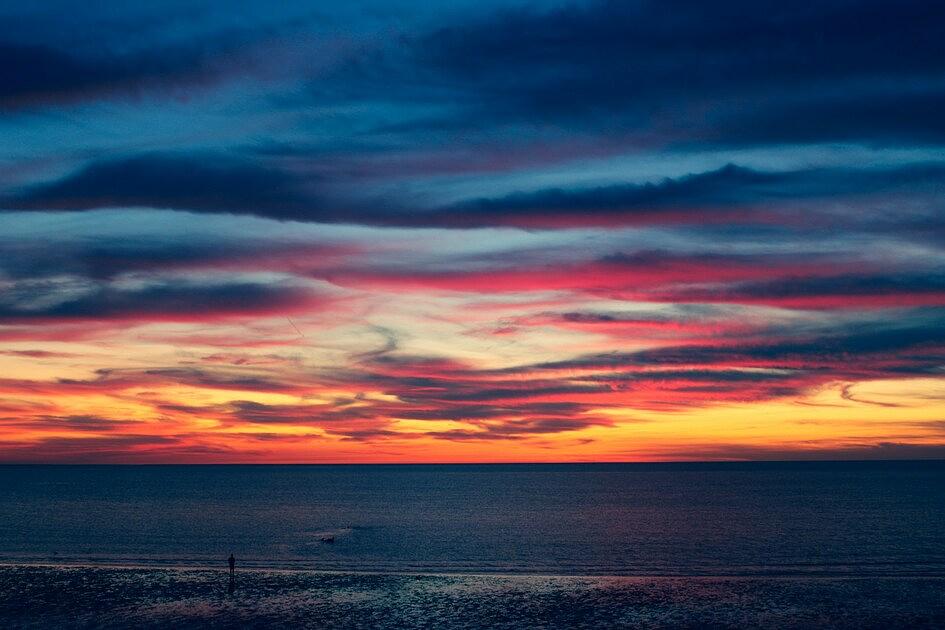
228,553,235,576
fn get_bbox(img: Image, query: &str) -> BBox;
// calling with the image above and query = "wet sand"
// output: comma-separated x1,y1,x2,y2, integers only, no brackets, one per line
1,565,944,628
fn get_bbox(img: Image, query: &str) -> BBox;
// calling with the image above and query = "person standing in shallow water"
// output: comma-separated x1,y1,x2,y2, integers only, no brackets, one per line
227,553,236,594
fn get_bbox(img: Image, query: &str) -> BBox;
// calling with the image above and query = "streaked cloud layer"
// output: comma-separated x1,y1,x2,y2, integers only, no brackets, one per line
1,0,944,462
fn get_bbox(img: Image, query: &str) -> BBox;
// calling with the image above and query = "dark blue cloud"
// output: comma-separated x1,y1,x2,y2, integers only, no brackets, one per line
5,153,322,218
0,39,242,110
706,89,945,147
0,279,321,321
445,165,776,220
307,0,945,151
0,4,311,111
518,309,945,377
7,157,943,228
429,162,945,228
0,237,269,280
662,274,945,306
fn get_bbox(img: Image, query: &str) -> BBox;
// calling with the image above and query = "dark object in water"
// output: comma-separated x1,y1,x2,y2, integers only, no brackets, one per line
320,536,335,544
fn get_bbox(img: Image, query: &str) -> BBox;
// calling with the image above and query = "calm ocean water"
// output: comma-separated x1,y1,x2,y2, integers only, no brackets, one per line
1,462,943,576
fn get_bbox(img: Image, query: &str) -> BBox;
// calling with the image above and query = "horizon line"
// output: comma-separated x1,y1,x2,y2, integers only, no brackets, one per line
1,458,943,466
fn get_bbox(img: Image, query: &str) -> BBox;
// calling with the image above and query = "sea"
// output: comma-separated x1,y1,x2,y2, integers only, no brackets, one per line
1,461,943,577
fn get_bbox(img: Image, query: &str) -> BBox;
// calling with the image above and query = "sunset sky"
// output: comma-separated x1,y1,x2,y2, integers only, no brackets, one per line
2,0,945,462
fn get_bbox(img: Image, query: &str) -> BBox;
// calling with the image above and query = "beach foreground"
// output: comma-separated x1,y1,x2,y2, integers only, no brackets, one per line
1,566,944,629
